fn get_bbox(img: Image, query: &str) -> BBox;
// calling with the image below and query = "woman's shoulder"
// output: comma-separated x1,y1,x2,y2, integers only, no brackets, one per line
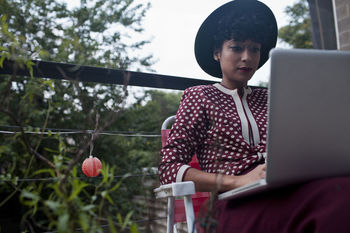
250,86,268,96
185,84,217,92
184,84,219,96
180,84,220,104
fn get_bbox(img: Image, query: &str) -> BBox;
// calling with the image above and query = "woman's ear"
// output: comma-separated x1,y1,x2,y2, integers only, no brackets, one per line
213,49,221,62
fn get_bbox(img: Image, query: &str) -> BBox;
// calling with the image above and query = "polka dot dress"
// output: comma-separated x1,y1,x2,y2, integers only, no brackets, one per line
159,84,268,185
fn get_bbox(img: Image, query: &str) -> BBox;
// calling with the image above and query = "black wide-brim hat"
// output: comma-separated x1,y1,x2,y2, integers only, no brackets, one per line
194,0,278,78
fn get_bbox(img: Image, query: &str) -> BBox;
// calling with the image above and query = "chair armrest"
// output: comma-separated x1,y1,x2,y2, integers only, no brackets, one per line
154,181,196,199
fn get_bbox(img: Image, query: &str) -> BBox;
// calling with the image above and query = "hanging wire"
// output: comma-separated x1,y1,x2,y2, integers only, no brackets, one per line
89,131,95,157
14,172,158,182
0,125,161,137
0,119,160,182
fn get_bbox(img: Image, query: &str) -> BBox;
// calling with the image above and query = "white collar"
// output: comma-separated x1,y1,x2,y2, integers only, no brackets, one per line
213,83,252,96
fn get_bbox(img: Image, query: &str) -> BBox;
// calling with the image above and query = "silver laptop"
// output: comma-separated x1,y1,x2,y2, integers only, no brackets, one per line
219,48,350,201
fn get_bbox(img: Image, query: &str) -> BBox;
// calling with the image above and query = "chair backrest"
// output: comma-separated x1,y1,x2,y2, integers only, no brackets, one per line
161,116,201,169
161,116,210,223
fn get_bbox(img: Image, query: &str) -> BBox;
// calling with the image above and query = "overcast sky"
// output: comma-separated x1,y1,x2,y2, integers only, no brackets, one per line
139,0,297,86
67,0,298,87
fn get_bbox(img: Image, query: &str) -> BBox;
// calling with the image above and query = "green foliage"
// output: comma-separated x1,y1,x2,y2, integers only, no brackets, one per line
0,0,154,69
103,90,182,167
18,161,138,233
0,0,182,232
278,0,313,48
0,66,143,232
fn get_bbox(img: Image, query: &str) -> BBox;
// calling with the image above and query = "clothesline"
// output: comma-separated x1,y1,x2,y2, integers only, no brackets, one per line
14,173,157,182
0,125,161,137
0,130,160,137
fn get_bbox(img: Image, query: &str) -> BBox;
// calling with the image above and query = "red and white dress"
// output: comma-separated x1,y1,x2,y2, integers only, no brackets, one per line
159,83,267,184
158,83,350,233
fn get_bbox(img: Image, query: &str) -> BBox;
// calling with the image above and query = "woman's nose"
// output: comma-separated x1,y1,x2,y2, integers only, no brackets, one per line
241,49,251,62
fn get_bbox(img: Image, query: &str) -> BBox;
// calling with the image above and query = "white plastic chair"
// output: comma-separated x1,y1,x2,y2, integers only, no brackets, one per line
154,181,197,233
155,116,209,233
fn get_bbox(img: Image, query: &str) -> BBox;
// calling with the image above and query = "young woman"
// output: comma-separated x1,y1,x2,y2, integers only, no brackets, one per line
159,1,350,232
159,0,276,194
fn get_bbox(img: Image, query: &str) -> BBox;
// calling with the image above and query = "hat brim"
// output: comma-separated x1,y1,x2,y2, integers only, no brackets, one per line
194,0,278,78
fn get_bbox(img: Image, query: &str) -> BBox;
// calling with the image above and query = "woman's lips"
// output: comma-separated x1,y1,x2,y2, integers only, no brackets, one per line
238,67,252,72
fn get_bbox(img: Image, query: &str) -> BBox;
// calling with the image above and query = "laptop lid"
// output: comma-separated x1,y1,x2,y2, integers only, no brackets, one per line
266,49,350,186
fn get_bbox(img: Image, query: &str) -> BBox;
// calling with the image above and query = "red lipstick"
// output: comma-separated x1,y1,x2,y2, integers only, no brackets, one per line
238,67,252,72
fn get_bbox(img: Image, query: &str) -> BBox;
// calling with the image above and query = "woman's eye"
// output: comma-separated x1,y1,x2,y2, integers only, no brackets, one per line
252,47,261,53
231,46,242,52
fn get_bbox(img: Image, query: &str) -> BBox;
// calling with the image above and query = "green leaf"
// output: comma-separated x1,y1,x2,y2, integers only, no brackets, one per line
29,93,34,103
116,213,123,226
48,182,64,198
130,223,139,233
58,213,69,233
12,176,18,185
42,80,54,91
0,54,7,68
109,173,130,192
104,192,114,205
26,60,35,77
109,179,122,192
20,190,40,214
107,216,117,233
79,212,89,232
81,204,95,211
122,211,133,230
21,190,40,201
44,200,60,211
72,166,77,177
100,162,109,184
33,168,56,177
100,190,114,204
39,50,49,58
68,182,89,201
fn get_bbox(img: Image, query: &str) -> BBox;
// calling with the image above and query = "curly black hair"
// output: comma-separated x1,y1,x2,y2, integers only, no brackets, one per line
213,11,270,51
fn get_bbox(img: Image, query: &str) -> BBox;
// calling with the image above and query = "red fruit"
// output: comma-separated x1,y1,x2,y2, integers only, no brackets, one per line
82,156,102,177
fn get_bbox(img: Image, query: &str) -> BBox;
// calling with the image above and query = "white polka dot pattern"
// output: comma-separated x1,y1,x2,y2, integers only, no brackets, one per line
158,84,268,185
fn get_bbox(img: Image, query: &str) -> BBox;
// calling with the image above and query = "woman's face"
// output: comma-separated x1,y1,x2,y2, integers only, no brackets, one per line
214,40,261,90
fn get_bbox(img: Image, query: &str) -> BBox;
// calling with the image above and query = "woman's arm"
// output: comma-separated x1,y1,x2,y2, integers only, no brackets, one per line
184,164,266,192
159,87,209,184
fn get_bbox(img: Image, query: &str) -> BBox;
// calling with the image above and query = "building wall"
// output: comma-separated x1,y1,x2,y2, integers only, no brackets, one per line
308,0,338,49
307,0,350,50
333,0,350,50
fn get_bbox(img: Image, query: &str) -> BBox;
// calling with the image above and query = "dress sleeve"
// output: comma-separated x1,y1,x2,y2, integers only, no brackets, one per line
158,87,208,185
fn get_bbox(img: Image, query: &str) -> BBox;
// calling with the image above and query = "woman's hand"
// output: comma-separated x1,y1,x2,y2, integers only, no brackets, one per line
221,164,266,192
184,164,266,193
